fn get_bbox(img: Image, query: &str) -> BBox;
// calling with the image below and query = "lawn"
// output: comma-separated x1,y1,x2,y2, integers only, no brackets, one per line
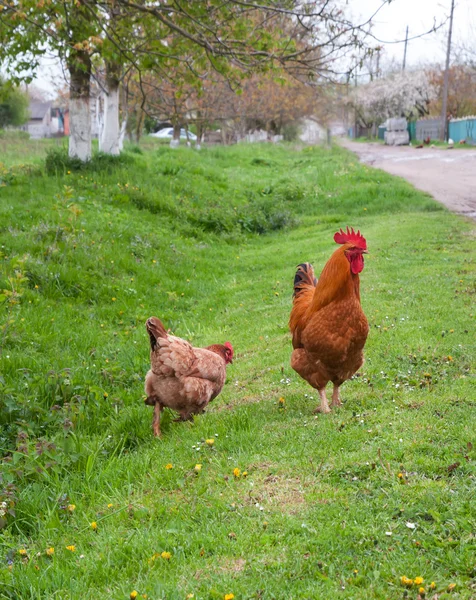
0,134,475,600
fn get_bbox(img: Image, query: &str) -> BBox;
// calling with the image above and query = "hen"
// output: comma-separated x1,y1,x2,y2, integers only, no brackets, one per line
289,227,369,414
144,317,234,436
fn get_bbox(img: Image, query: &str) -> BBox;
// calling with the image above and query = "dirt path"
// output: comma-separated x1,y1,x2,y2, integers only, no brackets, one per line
340,139,476,219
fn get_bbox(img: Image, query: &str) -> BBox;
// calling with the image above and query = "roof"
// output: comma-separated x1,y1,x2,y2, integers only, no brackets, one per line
29,101,52,120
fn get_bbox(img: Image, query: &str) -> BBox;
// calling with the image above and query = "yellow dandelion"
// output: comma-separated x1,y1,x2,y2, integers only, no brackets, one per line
414,577,424,585
34,284,39,289
205,439,215,446
278,397,285,405
165,463,173,470
397,472,404,479
447,355,453,361
186,595,194,599
46,547,54,557
400,576,413,587
107,503,114,508
148,552,160,564
90,521,98,531
103,392,108,398
447,583,456,592
111,297,116,302
161,551,172,560
66,545,76,552
429,582,436,590
18,549,28,556
242,471,248,478
130,592,138,600
233,468,241,478
67,504,76,512
194,464,202,473
224,594,234,600
419,587,425,595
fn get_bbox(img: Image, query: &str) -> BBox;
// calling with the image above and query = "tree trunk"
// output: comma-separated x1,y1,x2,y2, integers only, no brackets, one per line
100,64,122,155
68,50,92,162
134,108,145,143
195,115,203,150
170,121,180,148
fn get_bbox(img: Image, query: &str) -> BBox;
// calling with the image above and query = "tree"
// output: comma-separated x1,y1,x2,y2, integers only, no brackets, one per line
0,77,29,128
348,70,437,130
428,65,476,118
0,0,100,160
0,0,392,159
90,0,386,152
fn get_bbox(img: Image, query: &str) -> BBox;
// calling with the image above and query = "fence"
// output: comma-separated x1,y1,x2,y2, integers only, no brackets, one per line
448,117,476,144
412,116,476,144
415,118,443,142
350,116,476,144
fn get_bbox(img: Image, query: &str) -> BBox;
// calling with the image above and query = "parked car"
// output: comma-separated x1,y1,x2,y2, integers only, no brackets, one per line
149,127,197,141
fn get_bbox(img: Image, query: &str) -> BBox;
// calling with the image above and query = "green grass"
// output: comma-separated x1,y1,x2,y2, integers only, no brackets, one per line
0,133,475,600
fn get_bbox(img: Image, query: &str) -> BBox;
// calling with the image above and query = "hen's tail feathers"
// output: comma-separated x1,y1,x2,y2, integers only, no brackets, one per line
293,263,317,297
146,317,168,350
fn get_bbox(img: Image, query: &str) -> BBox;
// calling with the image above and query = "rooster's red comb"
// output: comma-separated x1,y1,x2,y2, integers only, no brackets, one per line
334,227,367,250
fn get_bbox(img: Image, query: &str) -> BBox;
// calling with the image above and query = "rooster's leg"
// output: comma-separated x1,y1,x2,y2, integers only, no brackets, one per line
152,402,162,437
314,388,331,414
331,385,342,407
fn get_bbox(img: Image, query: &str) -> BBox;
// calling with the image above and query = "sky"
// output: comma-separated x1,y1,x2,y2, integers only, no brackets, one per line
351,0,474,70
31,0,475,98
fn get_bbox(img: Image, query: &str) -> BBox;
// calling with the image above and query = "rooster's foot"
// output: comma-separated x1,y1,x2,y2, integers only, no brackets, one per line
313,405,332,414
314,390,331,414
331,386,342,407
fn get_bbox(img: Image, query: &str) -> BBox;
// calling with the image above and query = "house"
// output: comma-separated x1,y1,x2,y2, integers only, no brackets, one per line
299,118,328,144
24,101,53,138
22,101,68,138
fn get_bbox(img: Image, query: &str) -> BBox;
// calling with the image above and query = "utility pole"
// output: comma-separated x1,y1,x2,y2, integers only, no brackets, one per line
402,26,409,71
440,0,456,141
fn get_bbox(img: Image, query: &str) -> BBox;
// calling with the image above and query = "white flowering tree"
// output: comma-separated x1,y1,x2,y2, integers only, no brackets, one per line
348,70,438,129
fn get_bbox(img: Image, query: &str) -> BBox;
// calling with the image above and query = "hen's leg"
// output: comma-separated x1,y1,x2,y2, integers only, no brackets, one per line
331,384,342,407
313,388,331,414
152,402,162,437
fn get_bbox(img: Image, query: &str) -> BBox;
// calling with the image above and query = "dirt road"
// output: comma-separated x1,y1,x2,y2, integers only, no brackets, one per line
340,139,476,219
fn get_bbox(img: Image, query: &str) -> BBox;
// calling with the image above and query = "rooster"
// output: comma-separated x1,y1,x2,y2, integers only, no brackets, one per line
145,317,234,436
289,227,369,414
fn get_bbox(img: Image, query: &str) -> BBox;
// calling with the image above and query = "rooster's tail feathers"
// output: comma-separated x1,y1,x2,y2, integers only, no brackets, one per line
293,263,317,297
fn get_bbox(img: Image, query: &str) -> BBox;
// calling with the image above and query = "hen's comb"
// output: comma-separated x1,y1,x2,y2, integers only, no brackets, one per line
224,341,234,355
334,226,367,250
